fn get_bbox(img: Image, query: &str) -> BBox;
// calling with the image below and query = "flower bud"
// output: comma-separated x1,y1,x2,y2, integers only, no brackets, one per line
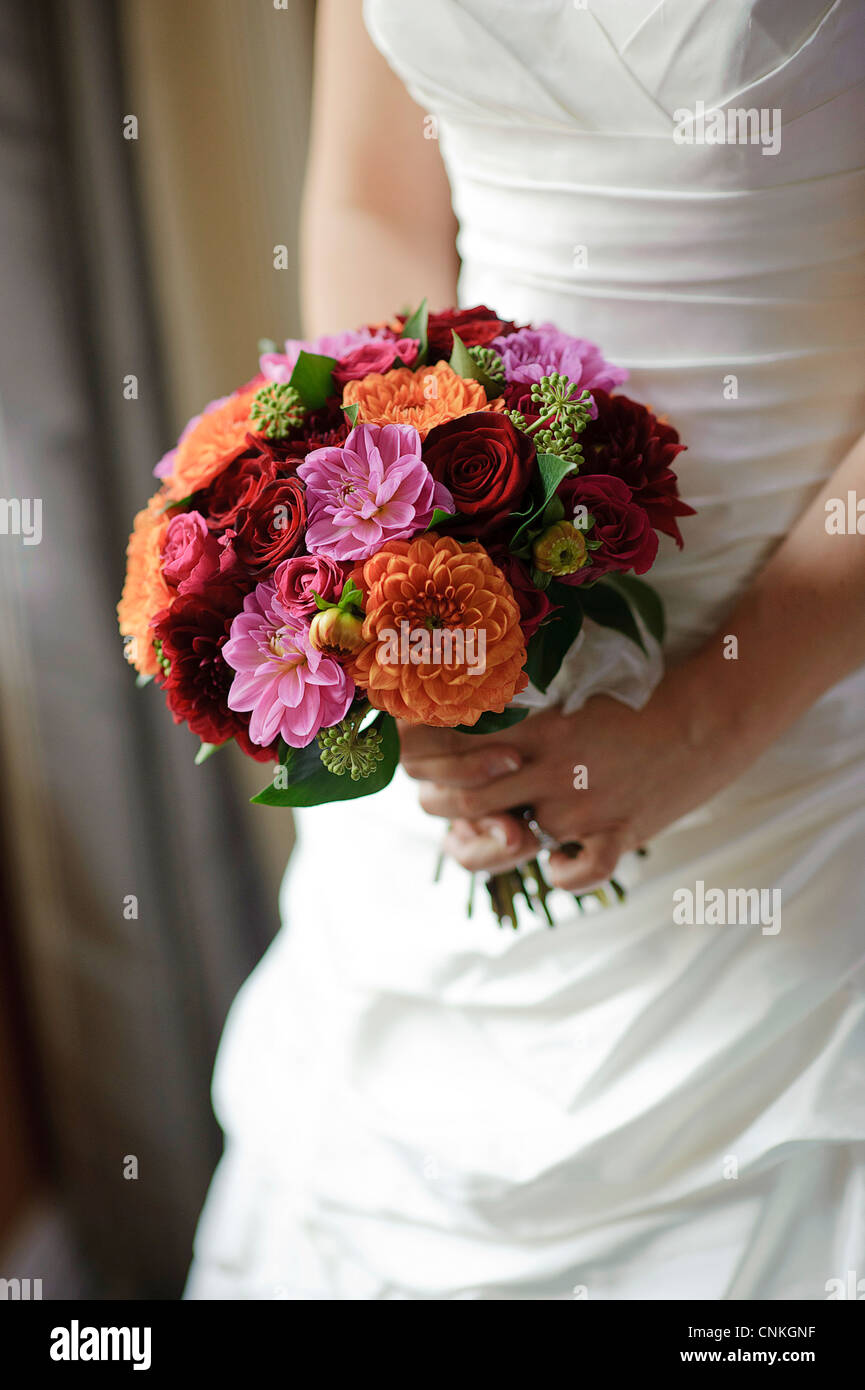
531,521,589,575
309,606,366,657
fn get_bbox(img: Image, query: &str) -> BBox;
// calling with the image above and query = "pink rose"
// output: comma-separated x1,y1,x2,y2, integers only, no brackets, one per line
272,554,348,616
333,338,419,386
162,511,237,595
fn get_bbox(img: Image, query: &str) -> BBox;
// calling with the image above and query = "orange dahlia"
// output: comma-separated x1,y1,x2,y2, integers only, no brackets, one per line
347,533,528,727
164,388,259,500
342,361,498,439
117,492,174,676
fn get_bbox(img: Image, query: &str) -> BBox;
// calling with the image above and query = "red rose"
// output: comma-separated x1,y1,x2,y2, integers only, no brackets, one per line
154,591,276,762
201,447,277,531
399,305,516,362
579,391,694,547
422,412,536,537
557,474,658,582
488,545,556,639
232,477,307,575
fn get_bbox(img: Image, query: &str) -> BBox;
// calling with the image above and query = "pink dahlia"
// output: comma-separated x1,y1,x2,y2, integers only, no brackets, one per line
223,583,354,748
492,325,627,395
297,422,454,561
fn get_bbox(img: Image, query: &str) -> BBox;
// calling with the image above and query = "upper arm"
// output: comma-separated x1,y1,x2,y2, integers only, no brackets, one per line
303,0,456,248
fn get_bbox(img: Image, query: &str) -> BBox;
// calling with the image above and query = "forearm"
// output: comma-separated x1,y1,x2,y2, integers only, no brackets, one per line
672,428,865,767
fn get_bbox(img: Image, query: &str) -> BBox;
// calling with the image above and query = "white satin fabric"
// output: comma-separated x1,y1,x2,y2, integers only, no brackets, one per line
186,0,865,1300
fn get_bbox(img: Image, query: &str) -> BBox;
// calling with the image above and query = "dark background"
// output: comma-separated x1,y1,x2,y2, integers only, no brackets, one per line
0,0,315,1298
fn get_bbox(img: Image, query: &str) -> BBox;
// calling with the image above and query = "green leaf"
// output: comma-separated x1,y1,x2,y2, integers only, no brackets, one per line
604,573,666,645
156,493,193,516
448,332,504,398
456,707,531,736
530,566,552,591
338,578,364,612
541,494,565,525
579,582,647,653
257,337,278,356
343,401,360,428
250,713,400,807
195,741,227,765
288,350,337,411
401,298,428,362
524,601,584,694
509,452,577,552
426,507,456,531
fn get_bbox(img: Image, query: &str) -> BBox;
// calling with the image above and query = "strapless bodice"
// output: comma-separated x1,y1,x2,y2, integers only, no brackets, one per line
365,0,865,651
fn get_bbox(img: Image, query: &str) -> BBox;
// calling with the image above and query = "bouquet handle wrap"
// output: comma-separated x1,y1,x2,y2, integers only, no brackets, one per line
511,615,665,718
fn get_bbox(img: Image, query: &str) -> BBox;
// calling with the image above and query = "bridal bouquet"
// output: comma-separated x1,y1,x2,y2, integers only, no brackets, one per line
118,302,693,925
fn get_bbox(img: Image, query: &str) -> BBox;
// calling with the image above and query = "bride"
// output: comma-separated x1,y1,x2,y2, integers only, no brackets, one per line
186,0,865,1299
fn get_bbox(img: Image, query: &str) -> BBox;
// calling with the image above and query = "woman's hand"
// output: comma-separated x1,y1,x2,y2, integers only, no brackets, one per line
399,661,753,892
400,427,865,892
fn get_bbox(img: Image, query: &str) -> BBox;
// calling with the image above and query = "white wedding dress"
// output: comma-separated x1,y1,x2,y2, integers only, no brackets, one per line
186,0,865,1300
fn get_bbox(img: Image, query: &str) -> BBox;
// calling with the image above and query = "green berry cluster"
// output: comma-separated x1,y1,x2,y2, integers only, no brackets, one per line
508,373,595,465
249,382,306,439
317,716,384,780
467,344,506,386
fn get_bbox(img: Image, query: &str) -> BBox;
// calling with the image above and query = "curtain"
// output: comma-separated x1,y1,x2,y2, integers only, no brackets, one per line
0,0,314,1297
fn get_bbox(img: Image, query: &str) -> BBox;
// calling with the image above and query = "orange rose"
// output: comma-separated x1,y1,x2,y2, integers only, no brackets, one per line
164,388,259,500
342,362,498,439
347,533,528,727
117,492,174,676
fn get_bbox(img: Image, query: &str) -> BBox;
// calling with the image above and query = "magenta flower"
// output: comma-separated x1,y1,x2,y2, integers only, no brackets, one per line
492,325,627,395
223,583,354,748
297,422,454,561
260,328,390,384
272,554,348,617
333,338,418,385
162,511,238,595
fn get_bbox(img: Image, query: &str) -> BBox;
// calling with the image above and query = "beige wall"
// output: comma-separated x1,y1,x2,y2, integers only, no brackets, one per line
120,0,317,887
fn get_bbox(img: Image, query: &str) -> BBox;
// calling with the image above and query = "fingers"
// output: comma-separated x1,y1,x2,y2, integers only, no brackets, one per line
417,773,538,822
444,817,538,873
547,832,624,892
397,723,480,760
402,742,522,789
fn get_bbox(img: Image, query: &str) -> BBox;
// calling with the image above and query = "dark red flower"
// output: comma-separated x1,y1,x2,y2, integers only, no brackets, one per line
557,474,658,583
488,545,556,639
422,412,536,537
501,380,541,420
579,390,693,547
398,305,517,362
199,446,278,532
153,590,276,762
232,476,306,575
279,410,350,467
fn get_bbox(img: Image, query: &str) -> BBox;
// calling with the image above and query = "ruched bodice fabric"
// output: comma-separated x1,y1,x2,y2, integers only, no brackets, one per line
186,1,865,1300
